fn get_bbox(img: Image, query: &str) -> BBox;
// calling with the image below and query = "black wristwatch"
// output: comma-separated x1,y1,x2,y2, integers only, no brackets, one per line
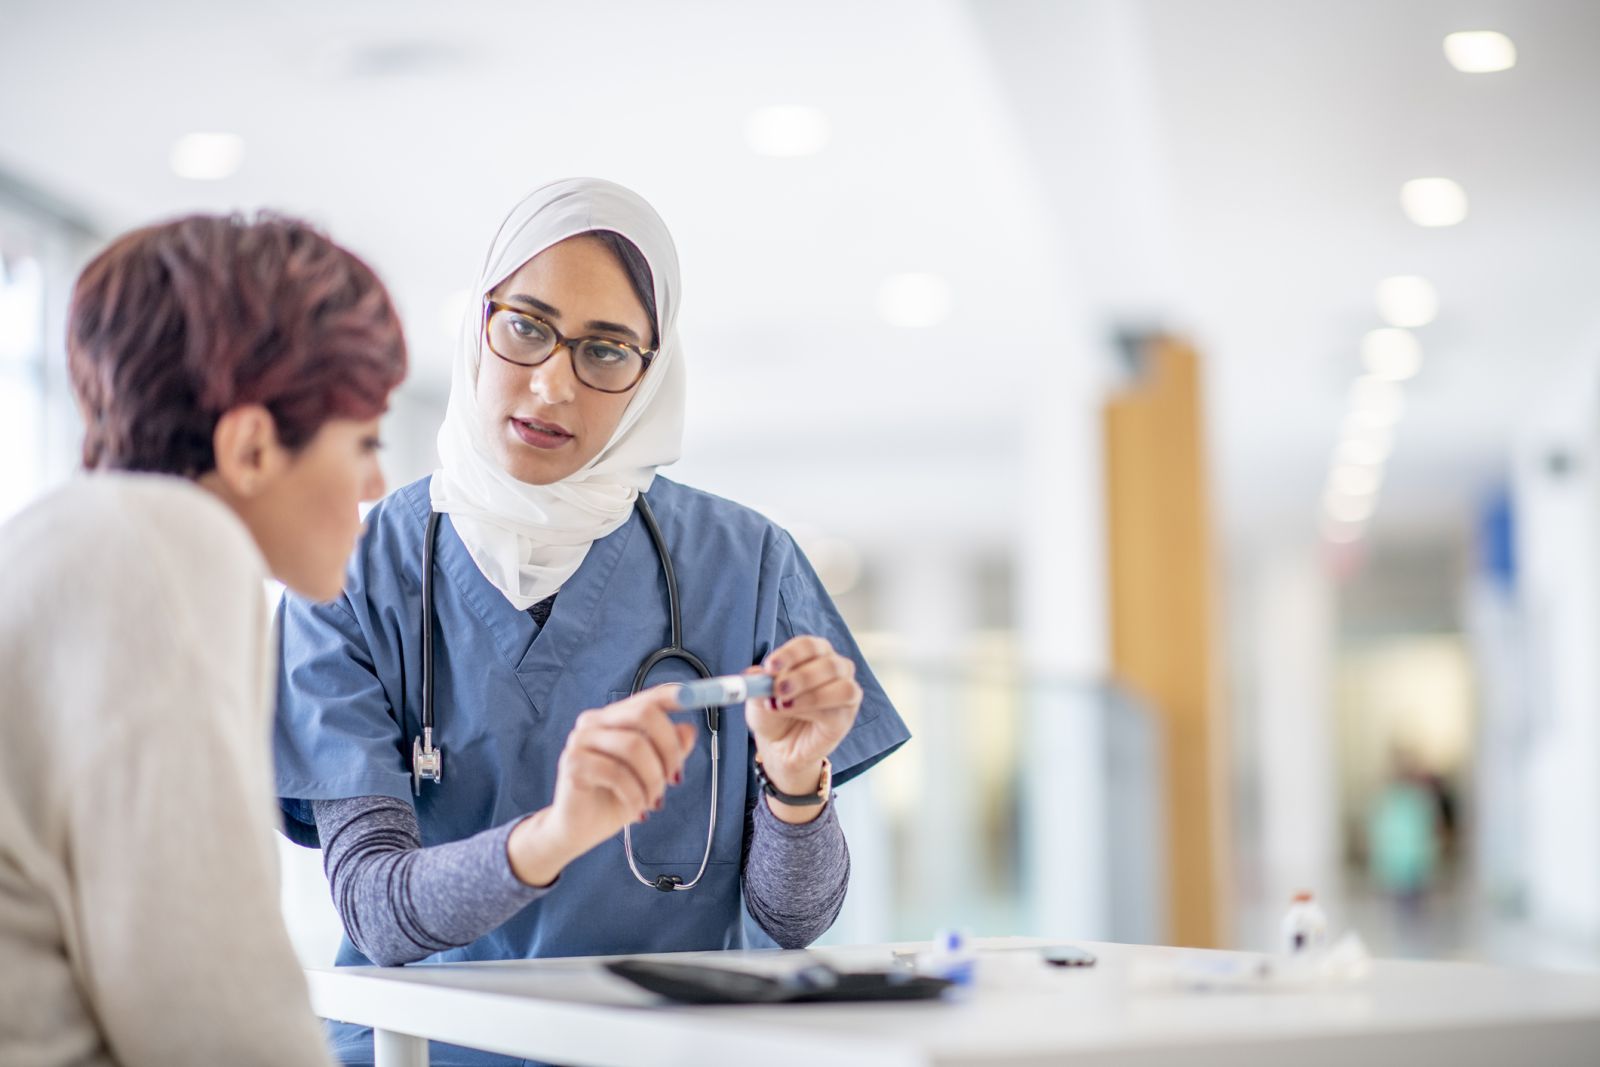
754,755,832,807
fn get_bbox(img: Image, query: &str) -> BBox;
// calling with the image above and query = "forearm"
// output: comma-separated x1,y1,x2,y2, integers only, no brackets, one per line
741,795,850,949
314,796,550,966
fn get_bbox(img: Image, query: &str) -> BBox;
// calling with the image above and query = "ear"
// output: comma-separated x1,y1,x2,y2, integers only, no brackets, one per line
211,404,287,498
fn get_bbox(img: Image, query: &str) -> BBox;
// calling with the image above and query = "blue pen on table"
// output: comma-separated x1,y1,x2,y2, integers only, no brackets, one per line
670,673,775,711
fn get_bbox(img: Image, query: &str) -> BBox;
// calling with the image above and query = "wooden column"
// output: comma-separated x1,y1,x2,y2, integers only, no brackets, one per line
1104,336,1225,947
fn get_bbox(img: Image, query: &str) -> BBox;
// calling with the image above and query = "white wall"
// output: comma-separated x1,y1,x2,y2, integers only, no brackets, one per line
1465,574,1531,908
1016,366,1114,939
1249,547,1340,931
1511,346,1600,937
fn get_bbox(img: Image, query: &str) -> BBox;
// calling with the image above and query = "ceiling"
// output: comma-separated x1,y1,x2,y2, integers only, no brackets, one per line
1150,0,1600,544
2,0,1596,554
972,0,1600,545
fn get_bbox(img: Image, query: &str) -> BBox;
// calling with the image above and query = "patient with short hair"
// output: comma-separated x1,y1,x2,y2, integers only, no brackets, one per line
0,213,406,1067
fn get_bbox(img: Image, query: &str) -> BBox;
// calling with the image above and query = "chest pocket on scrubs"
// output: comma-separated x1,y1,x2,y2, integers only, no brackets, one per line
607,690,737,868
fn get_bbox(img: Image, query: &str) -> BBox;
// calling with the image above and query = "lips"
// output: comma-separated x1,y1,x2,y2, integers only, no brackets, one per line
510,416,574,450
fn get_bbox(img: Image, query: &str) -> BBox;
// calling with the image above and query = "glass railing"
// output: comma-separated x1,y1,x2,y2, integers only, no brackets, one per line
820,657,1164,946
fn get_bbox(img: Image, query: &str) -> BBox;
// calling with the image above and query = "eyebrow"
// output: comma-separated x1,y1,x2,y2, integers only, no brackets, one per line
505,293,561,318
583,319,643,343
504,293,644,344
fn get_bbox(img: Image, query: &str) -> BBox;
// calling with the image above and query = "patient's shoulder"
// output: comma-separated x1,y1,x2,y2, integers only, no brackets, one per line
2,473,263,620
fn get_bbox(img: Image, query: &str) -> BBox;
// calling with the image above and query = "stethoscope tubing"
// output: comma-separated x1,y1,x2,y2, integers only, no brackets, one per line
416,496,719,892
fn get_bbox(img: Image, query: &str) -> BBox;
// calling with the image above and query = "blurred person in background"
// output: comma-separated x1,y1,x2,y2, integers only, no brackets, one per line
273,177,909,1066
0,214,407,1066
1368,745,1444,911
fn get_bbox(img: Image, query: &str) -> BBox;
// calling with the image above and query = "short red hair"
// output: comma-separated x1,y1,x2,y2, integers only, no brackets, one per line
68,213,407,475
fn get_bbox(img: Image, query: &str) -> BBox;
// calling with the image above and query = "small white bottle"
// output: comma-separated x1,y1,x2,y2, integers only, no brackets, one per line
1280,891,1329,956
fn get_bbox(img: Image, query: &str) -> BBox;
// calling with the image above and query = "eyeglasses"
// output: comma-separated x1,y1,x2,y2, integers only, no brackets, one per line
483,299,656,394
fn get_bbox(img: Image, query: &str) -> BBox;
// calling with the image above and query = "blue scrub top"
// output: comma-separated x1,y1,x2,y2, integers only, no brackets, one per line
274,475,909,1065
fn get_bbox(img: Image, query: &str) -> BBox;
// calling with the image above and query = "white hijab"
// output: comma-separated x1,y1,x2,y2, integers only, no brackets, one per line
430,178,686,609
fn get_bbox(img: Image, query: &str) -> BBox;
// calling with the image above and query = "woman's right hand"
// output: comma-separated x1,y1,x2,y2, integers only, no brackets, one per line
507,687,695,887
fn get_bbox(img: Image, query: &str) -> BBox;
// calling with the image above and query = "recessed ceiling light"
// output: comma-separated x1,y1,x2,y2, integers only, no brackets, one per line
170,132,245,180
1375,275,1438,328
1400,178,1469,227
1344,408,1402,435
1444,31,1516,73
1321,516,1365,544
1336,432,1392,467
744,105,830,157
1325,491,1377,524
1349,375,1406,425
877,272,951,328
1330,464,1383,498
1361,328,1423,381
1343,419,1396,450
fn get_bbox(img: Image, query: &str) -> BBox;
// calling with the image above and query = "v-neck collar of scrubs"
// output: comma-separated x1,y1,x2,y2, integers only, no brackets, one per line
409,479,638,716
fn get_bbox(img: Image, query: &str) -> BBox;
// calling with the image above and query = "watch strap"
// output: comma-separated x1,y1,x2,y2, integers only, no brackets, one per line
755,755,831,807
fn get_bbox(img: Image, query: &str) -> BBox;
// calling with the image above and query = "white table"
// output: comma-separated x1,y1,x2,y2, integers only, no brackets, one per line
306,937,1600,1066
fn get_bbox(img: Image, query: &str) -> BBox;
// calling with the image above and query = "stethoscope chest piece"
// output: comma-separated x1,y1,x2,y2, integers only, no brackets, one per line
412,731,443,796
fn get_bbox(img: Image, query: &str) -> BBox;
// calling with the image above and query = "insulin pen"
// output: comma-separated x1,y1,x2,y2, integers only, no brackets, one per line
671,674,775,710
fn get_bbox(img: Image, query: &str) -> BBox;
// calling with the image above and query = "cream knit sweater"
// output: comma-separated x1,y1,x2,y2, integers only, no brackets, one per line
0,474,331,1067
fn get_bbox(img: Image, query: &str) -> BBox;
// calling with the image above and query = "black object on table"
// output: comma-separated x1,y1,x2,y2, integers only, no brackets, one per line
604,959,953,1004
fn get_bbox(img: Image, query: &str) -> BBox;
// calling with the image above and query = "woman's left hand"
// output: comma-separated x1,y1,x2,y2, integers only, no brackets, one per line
745,635,862,821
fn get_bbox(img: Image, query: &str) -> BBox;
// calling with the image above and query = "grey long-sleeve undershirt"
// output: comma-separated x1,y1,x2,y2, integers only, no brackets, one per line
312,790,849,966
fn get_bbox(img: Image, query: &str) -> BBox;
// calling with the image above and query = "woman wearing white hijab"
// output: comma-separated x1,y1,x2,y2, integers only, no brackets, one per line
274,178,910,1066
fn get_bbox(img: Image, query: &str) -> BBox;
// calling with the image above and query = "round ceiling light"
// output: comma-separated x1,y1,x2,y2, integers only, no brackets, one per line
170,132,244,180
877,272,952,328
1375,275,1438,329
1444,31,1517,73
1400,178,1469,227
745,106,831,158
1361,328,1423,381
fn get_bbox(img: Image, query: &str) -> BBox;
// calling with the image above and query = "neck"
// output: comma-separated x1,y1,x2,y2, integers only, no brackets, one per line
197,472,266,562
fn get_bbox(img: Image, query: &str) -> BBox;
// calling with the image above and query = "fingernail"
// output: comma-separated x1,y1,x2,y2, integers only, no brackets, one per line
779,680,794,696
641,810,651,821
769,659,783,671
654,796,664,811
781,699,795,710
673,770,683,785
769,697,780,712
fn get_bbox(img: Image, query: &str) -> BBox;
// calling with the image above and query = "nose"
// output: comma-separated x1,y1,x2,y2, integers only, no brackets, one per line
528,345,579,405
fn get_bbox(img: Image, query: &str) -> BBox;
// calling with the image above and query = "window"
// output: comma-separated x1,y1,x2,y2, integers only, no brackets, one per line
0,187,94,521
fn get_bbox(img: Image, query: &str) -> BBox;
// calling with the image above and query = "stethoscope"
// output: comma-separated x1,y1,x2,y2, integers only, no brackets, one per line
415,496,720,892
